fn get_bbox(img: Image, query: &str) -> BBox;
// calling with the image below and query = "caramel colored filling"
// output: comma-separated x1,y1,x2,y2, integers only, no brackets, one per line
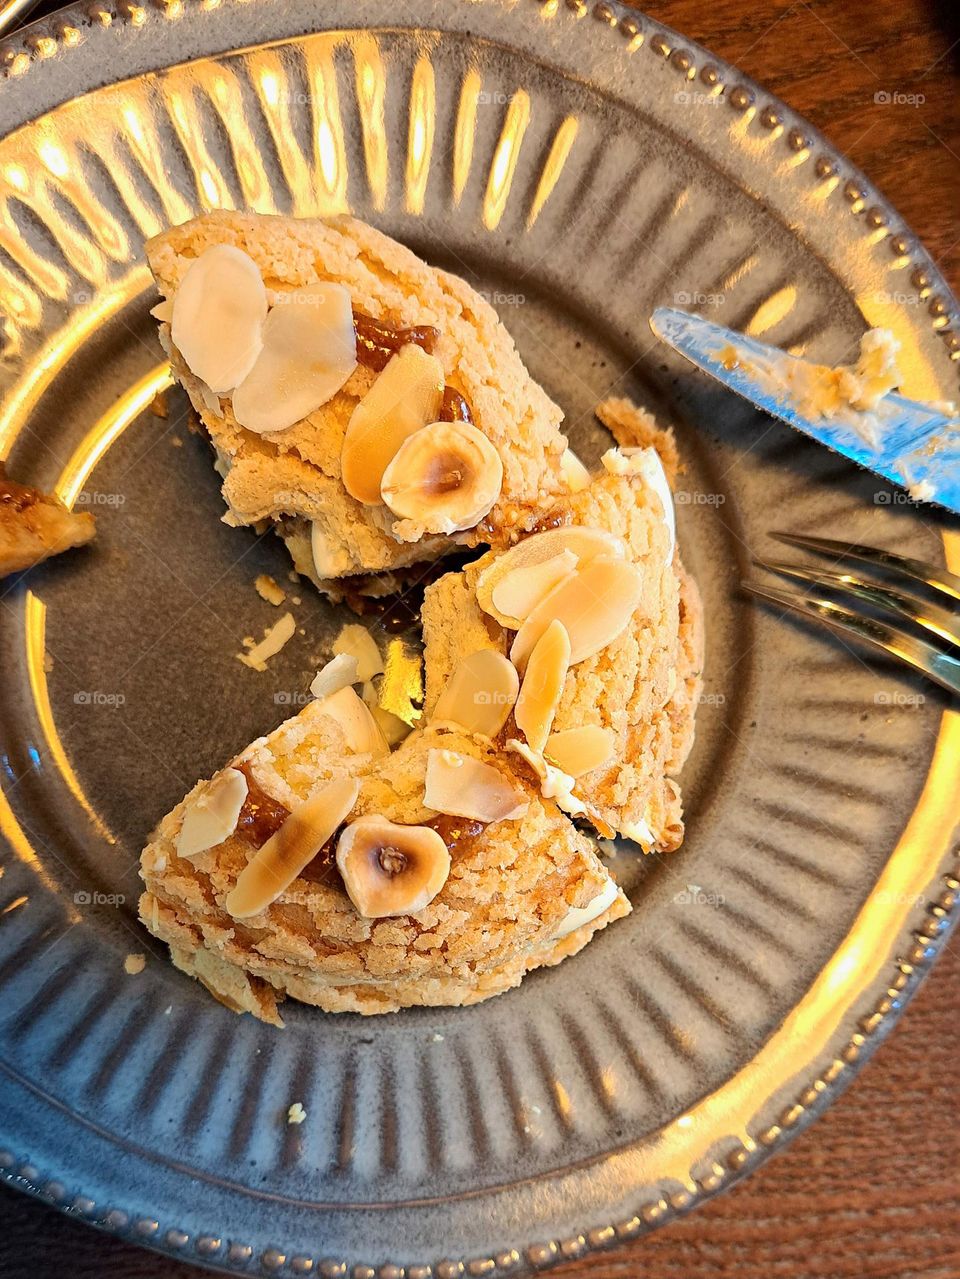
351,308,475,424
234,761,291,848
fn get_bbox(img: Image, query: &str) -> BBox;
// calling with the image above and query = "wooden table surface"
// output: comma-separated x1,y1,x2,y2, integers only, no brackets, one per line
1,1,958,1276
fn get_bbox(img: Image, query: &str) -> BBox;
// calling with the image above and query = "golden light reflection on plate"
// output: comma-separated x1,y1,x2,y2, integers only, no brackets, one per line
20,365,172,849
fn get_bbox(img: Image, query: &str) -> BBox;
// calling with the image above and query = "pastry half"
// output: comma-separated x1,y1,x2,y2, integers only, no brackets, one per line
145,212,568,594
139,687,628,1023
421,408,703,850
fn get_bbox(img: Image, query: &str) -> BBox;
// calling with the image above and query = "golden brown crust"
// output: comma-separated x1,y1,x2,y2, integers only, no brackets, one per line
139,712,627,1020
146,211,568,588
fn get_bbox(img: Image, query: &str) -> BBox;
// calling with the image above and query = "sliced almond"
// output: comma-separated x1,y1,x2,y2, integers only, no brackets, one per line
332,623,384,682
226,776,359,918
431,649,519,737
317,685,390,758
510,555,643,671
232,283,357,434
311,522,355,580
515,619,570,754
336,815,450,918
171,245,267,392
424,748,527,824
476,526,627,629
371,705,414,747
545,725,615,777
177,767,248,858
380,421,503,537
560,446,591,492
553,874,620,938
341,345,444,505
490,549,579,630
309,653,359,701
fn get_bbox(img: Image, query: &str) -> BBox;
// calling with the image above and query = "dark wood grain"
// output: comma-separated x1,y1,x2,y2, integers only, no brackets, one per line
1,1,959,1276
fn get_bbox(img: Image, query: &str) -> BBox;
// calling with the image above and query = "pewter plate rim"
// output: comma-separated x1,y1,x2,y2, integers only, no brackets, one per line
0,1,958,1275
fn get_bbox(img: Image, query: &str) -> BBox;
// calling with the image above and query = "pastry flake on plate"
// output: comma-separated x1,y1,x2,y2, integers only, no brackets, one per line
0,465,95,579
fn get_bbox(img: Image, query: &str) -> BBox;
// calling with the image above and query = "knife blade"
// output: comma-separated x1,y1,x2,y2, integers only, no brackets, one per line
649,306,960,515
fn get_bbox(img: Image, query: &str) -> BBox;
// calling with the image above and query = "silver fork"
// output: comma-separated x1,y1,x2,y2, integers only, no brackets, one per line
743,533,960,696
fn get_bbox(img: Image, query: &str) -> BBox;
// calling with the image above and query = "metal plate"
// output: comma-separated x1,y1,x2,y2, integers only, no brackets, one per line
0,2,958,1274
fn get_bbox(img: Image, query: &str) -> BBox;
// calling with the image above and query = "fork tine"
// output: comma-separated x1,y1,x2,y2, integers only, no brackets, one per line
741,579,960,696
753,559,960,649
770,532,960,606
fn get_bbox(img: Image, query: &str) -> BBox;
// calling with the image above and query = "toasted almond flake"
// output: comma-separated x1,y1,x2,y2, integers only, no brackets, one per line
237,612,296,671
553,875,620,938
124,953,146,975
424,749,527,824
197,381,223,418
381,421,503,538
177,767,249,858
601,446,674,563
151,298,174,323
226,776,360,918
311,522,356,579
336,815,450,918
341,344,445,505
490,549,580,630
232,283,357,434
560,446,592,492
510,555,643,670
309,653,359,701
171,244,267,392
287,1102,307,1125
372,705,414,746
476,526,626,629
317,685,390,757
545,726,615,777
515,620,570,754
333,623,384,682
255,573,286,606
431,649,519,737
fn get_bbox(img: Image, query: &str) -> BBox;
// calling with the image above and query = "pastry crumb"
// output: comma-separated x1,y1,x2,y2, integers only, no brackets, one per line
238,613,296,671
150,389,169,419
287,1102,307,1125
124,953,146,975
255,573,286,606
430,1032,444,1042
